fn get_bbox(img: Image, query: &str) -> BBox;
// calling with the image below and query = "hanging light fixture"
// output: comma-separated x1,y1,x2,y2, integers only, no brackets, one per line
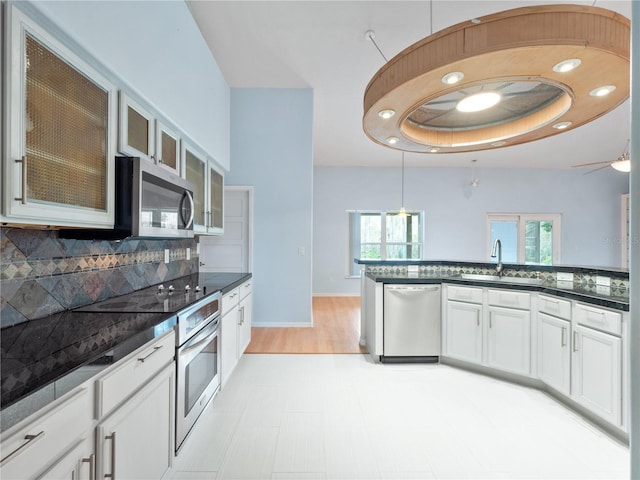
363,4,630,154
398,151,407,216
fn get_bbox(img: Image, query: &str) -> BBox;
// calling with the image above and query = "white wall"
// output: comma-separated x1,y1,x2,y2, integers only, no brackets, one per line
24,0,230,170
227,88,314,326
313,166,630,295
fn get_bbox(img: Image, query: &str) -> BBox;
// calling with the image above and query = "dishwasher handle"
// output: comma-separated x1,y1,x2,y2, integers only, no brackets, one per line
386,285,440,292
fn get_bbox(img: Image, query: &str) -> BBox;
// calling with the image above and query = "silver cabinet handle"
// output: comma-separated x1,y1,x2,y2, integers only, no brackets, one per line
0,430,44,465
137,345,162,363
82,454,95,480
561,327,567,347
104,433,116,479
238,306,244,326
15,156,27,204
573,332,579,352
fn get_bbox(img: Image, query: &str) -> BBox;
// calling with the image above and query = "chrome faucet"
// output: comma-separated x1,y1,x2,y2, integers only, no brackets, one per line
491,238,503,275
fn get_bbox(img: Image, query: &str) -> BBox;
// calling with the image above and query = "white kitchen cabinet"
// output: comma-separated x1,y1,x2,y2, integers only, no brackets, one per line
119,93,182,175
96,363,174,480
182,140,224,235
572,323,622,426
445,300,483,364
221,289,240,387
238,282,253,355
155,120,181,173
538,312,571,395
119,92,155,160
2,4,116,228
35,438,94,480
487,305,531,375
0,386,94,480
221,280,253,386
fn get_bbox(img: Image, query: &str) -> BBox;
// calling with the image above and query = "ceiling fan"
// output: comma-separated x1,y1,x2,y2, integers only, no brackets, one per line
572,140,631,174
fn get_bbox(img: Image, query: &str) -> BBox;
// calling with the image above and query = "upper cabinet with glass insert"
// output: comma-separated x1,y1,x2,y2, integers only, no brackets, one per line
2,5,117,228
118,92,181,175
182,140,224,235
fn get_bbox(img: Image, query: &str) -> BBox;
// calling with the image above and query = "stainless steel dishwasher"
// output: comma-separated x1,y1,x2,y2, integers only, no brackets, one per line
382,284,441,363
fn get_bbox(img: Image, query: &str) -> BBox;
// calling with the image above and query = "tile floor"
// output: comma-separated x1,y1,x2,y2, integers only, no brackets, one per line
169,354,630,480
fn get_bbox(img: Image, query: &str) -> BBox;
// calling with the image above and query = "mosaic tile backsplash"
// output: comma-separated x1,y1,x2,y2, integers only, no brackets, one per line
0,227,198,327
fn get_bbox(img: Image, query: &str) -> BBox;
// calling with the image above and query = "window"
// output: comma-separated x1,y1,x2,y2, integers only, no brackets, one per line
487,214,561,265
347,210,424,276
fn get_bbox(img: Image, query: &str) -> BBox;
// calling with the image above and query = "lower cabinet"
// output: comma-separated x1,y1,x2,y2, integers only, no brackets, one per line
221,298,240,386
238,291,253,355
538,312,571,396
96,363,174,480
445,300,482,363
571,324,622,426
36,437,94,480
221,280,253,387
487,306,531,375
0,386,94,480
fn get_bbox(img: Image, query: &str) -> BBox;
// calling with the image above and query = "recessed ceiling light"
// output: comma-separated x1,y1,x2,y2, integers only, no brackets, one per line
378,109,396,119
491,141,507,147
442,71,464,85
552,121,572,129
456,92,501,112
590,85,616,97
386,136,399,145
428,147,440,153
552,58,581,73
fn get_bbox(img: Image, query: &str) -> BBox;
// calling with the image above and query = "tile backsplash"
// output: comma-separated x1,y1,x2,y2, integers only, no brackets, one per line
0,227,198,327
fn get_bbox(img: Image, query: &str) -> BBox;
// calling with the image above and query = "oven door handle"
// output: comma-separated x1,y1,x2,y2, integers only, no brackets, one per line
180,320,219,357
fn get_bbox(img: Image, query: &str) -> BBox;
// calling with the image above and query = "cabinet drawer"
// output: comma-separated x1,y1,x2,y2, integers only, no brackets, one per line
575,303,621,336
538,294,572,320
447,285,483,304
222,288,240,315
96,330,175,418
488,289,530,310
0,387,92,479
239,280,252,300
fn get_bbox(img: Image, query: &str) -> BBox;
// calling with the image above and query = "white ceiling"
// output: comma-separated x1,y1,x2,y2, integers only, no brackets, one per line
187,0,632,170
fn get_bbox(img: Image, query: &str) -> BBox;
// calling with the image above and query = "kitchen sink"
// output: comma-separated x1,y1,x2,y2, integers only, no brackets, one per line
459,273,543,285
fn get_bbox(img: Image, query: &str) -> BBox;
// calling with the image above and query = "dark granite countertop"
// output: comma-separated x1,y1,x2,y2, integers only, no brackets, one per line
365,271,629,312
0,272,252,432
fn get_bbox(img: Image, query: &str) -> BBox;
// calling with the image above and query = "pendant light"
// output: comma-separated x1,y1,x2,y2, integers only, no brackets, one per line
398,151,407,216
363,4,630,154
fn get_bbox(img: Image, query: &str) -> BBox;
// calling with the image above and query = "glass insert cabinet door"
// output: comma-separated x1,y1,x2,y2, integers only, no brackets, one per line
3,5,116,227
118,92,154,160
183,142,207,231
209,165,224,233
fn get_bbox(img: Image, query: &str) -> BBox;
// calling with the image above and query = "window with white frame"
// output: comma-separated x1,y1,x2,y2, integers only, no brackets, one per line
347,210,424,276
487,213,561,265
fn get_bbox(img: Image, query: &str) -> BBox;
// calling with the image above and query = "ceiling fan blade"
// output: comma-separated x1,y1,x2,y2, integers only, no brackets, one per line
571,160,614,168
583,164,612,175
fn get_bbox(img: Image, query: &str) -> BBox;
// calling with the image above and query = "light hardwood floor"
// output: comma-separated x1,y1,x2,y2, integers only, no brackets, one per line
245,296,368,354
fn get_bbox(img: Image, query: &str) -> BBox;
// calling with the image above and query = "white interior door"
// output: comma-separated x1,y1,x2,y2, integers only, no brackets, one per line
199,187,253,273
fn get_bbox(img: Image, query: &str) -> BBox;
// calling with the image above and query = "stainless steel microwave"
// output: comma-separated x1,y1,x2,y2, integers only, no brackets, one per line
114,156,195,238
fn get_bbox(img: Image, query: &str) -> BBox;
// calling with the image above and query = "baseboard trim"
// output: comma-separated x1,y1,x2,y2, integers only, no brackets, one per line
312,294,361,298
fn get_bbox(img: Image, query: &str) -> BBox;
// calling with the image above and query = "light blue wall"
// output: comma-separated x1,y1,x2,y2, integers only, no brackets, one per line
313,166,629,295
24,0,230,170
228,89,314,326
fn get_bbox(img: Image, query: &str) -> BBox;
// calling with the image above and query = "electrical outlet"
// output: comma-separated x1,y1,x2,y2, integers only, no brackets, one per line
298,247,305,256
408,265,419,273
196,243,200,255
186,248,191,260
557,272,573,282
596,276,611,287
164,249,170,264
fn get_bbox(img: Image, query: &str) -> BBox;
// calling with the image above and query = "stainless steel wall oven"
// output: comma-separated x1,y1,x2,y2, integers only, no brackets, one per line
175,292,221,452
